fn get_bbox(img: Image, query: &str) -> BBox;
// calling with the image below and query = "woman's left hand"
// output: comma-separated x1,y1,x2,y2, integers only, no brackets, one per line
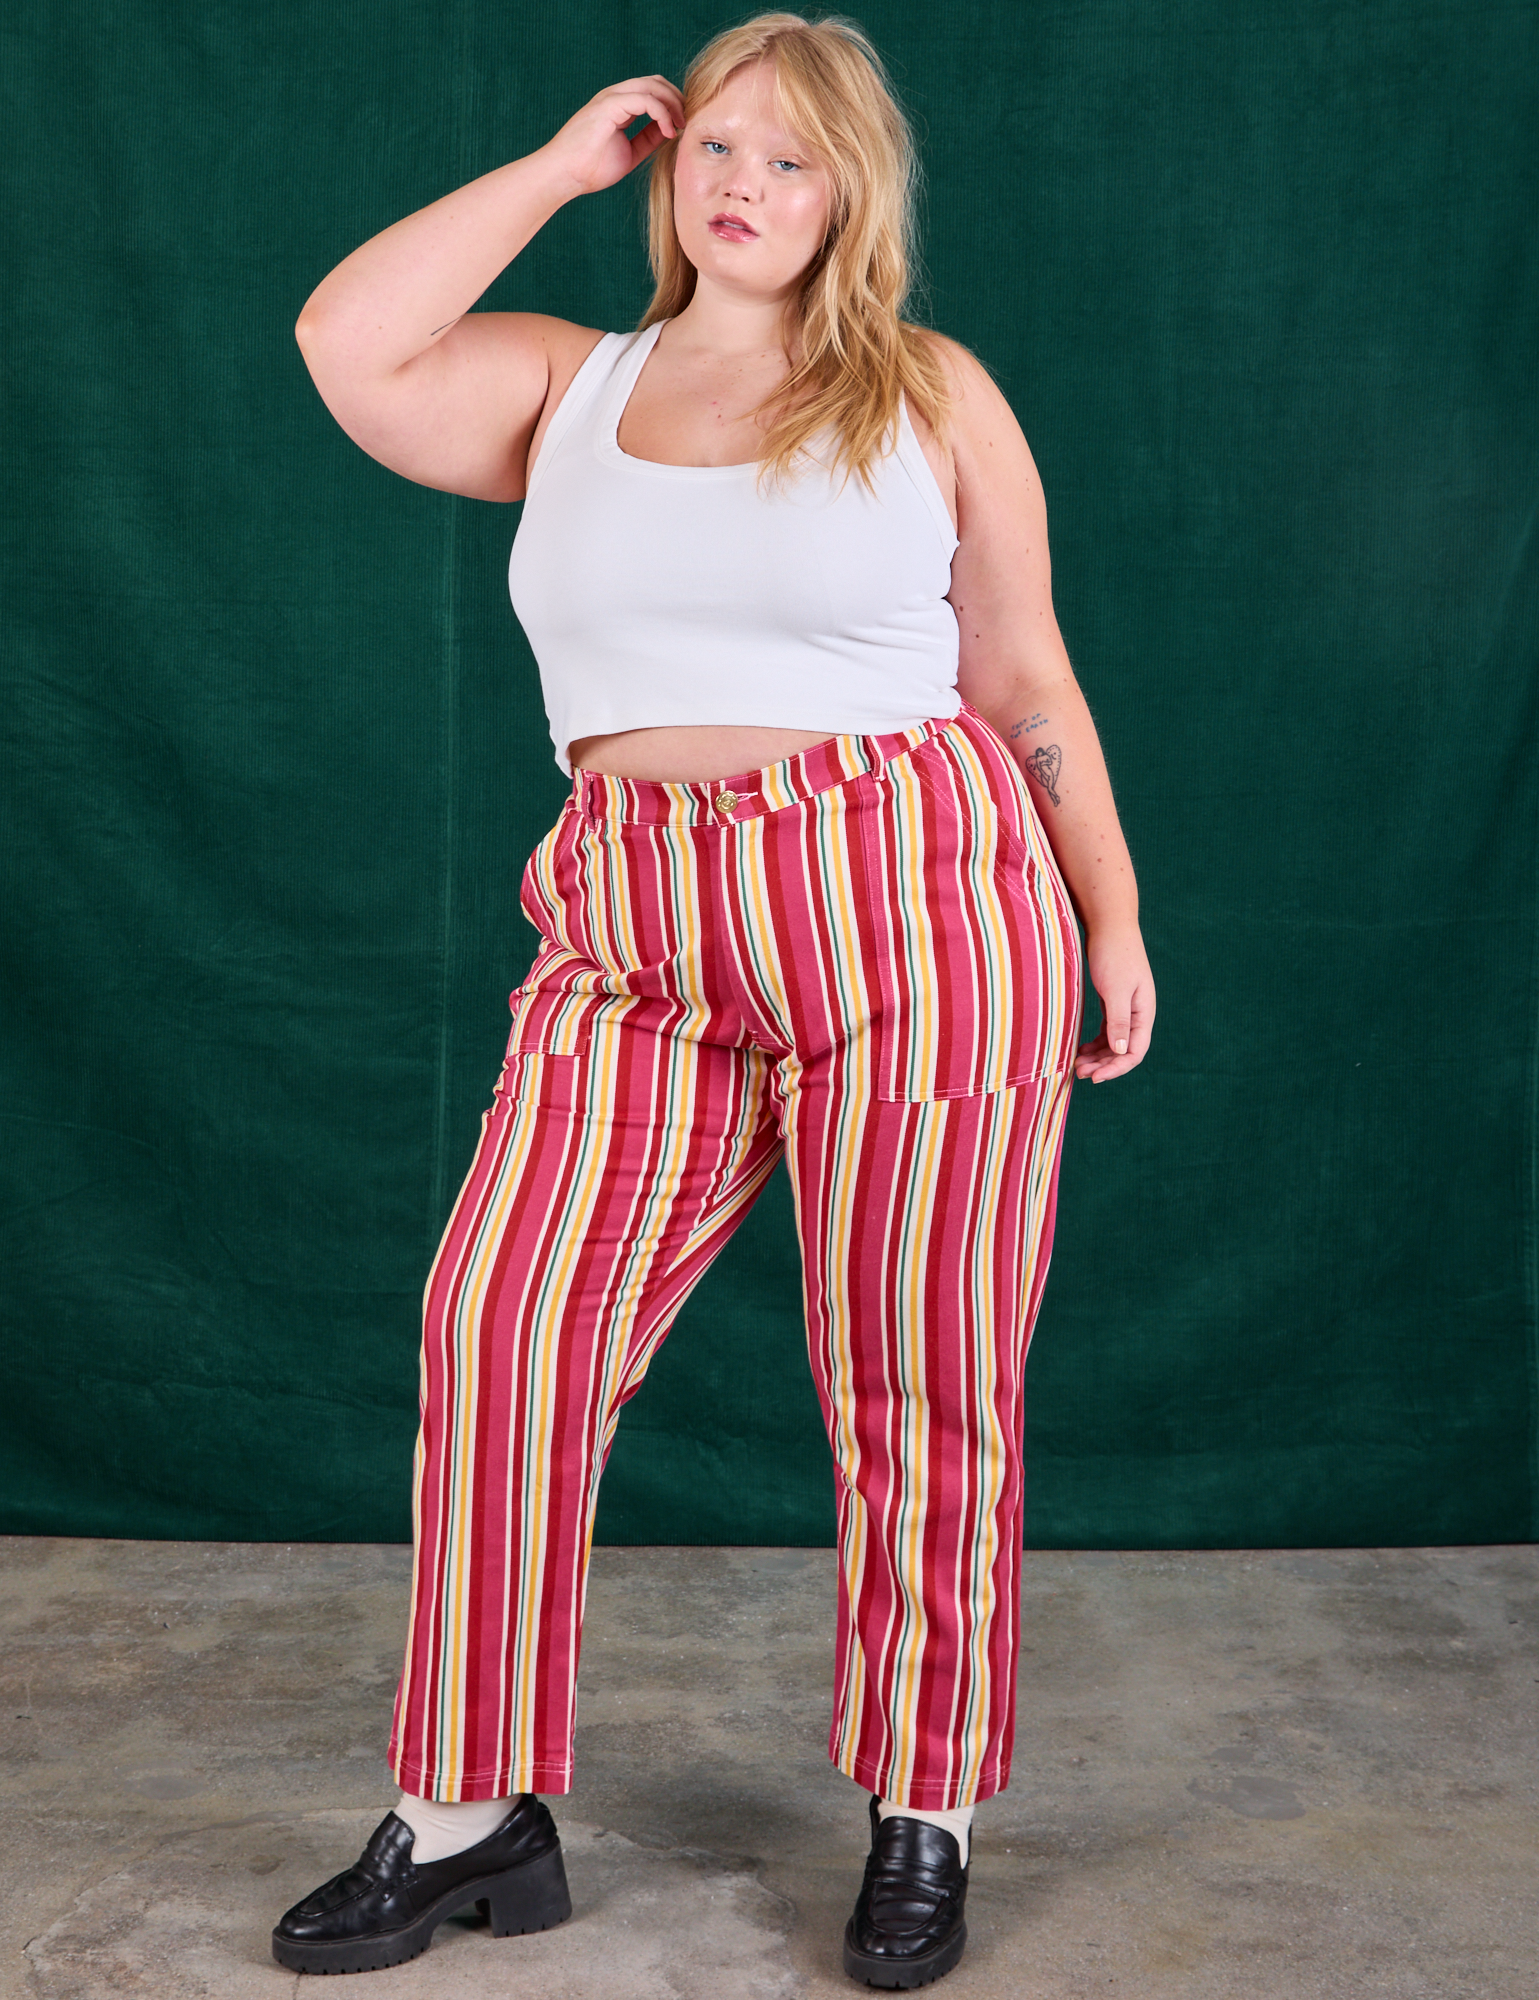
1074,923,1155,1084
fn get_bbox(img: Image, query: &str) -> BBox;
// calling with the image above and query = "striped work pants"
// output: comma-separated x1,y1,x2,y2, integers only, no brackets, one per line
388,707,1082,1810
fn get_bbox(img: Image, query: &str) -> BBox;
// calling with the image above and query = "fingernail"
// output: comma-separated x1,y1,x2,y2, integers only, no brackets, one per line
1114,1039,1127,1054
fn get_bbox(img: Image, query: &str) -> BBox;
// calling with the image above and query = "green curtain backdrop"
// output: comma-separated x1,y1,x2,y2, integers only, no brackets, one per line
4,1,1537,1547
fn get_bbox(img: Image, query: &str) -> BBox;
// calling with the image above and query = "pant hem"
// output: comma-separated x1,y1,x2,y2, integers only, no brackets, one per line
839,1752,1008,1812
390,1755,575,1802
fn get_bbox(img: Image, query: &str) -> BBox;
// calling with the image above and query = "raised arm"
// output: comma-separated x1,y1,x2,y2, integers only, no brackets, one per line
939,340,1155,1084
294,76,683,501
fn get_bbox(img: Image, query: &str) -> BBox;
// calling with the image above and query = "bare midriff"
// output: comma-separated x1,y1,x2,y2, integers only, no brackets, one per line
569,724,838,784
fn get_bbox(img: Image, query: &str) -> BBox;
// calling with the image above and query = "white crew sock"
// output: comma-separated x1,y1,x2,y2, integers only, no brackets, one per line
394,1792,517,1864
877,1798,973,1867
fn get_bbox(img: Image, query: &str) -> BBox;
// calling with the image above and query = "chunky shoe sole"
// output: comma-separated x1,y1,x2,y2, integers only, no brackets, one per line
271,1841,572,1975
842,1916,967,1989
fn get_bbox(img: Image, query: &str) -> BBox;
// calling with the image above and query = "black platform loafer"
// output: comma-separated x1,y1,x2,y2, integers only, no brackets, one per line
842,1796,969,1989
271,1794,571,1975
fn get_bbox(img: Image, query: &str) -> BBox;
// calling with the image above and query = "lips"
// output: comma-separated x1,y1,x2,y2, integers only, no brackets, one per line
708,212,759,241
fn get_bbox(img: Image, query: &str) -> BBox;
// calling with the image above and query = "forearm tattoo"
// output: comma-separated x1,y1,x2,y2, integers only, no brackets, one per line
1009,711,1049,738
1025,743,1063,807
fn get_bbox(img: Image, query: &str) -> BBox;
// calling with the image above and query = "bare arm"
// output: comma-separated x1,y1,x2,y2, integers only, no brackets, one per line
938,339,1155,1083
294,76,683,501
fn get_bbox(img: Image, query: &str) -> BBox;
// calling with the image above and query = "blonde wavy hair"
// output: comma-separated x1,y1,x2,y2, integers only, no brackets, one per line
640,11,951,489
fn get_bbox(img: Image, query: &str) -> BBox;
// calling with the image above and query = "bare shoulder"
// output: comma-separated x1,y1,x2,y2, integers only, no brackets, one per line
305,308,609,503
903,334,1050,579
445,310,605,387
539,315,610,404
436,311,607,501
904,328,1000,413
910,329,1044,535
917,332,1033,458
525,313,609,371
908,326,984,387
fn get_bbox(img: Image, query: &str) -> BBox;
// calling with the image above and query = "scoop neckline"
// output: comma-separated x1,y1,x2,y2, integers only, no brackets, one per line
598,322,767,478
591,323,953,547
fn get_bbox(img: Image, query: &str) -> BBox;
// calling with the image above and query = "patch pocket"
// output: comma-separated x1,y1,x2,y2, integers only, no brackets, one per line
506,945,610,1057
858,759,1081,1101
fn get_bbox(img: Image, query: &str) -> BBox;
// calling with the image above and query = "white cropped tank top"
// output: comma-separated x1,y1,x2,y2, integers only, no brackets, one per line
508,321,962,774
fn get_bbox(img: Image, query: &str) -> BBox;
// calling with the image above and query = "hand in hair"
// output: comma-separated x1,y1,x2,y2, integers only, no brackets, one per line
539,76,686,199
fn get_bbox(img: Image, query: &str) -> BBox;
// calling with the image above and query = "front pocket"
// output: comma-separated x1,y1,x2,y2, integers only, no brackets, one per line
857,740,1082,1100
508,808,618,1058
507,960,609,1057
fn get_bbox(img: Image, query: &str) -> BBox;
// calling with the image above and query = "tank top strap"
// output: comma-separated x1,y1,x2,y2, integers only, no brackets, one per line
592,322,664,458
525,330,628,499
894,397,960,555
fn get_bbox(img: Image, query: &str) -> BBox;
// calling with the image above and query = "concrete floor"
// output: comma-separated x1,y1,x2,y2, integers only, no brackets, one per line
1,1539,1535,1999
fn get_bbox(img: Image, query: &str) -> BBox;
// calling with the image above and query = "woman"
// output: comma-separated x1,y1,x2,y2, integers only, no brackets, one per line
274,12,1153,1988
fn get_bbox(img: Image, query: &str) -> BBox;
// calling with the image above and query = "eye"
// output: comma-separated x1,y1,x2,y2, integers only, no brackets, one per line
770,158,801,173
702,140,728,156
